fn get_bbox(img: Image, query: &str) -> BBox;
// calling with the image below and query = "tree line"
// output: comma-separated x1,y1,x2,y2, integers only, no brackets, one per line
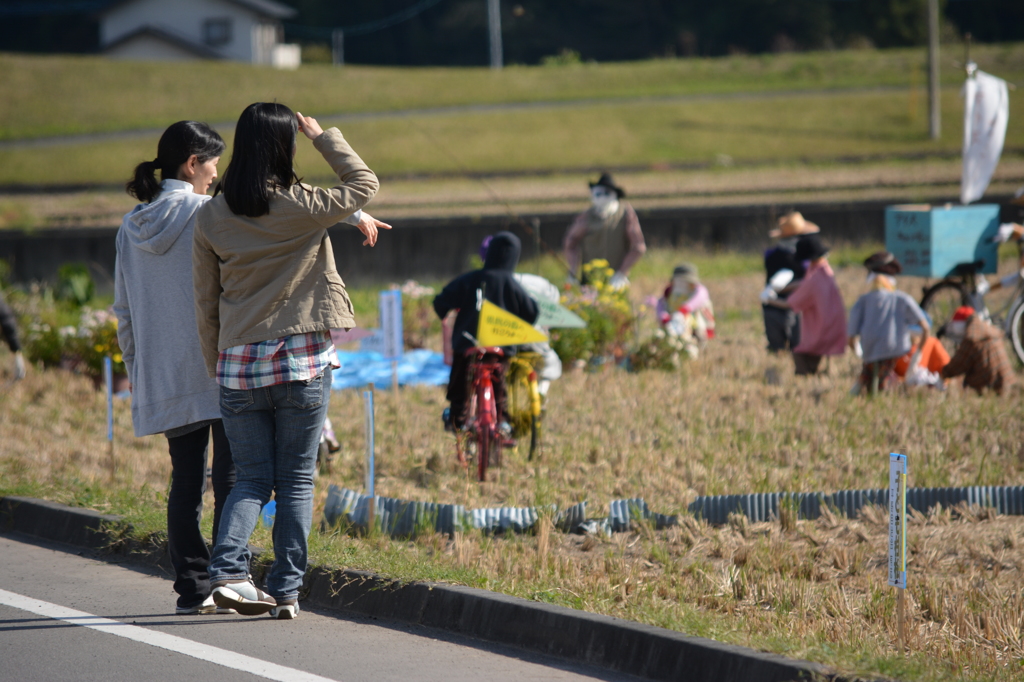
277,0,1024,65
0,0,1021,65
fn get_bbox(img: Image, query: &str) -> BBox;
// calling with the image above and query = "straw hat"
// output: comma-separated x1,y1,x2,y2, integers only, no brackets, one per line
769,211,820,239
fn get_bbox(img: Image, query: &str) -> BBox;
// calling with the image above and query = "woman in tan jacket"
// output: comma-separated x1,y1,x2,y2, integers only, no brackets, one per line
193,102,388,619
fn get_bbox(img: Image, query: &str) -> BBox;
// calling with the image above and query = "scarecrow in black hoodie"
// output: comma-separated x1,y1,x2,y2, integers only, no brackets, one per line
433,231,539,430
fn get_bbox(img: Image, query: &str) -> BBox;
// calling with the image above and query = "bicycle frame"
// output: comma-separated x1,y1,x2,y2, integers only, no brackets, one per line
921,240,1024,364
455,346,505,481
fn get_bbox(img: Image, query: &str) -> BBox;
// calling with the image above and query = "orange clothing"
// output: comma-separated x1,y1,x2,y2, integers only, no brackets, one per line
894,337,950,378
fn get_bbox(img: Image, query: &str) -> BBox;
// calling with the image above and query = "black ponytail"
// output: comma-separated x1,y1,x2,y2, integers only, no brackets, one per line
126,121,226,203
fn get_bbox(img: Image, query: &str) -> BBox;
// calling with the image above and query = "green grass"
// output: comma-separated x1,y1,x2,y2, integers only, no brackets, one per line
7,44,1024,141
5,44,1024,187
3,86,1022,187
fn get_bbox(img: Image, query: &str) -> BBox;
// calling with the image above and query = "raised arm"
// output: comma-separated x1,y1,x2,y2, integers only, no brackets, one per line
293,115,381,236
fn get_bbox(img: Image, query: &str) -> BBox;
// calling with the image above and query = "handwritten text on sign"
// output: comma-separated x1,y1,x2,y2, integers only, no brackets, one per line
485,314,529,338
379,290,403,360
888,453,908,589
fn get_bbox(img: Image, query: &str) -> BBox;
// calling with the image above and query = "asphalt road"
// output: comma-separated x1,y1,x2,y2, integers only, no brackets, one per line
0,533,632,682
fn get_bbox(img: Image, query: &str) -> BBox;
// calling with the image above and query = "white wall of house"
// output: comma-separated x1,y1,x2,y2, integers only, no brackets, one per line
105,34,206,61
101,0,286,64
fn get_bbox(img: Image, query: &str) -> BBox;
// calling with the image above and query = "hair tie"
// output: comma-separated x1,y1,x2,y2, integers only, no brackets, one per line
151,158,161,166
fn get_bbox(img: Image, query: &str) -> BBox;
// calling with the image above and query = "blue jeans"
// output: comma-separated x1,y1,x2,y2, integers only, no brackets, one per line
209,367,331,601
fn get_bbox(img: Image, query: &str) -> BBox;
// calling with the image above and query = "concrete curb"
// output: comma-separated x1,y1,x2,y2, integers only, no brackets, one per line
1,495,869,682
0,496,124,550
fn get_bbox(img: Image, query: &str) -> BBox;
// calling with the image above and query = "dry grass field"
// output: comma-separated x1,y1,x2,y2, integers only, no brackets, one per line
2,248,1024,680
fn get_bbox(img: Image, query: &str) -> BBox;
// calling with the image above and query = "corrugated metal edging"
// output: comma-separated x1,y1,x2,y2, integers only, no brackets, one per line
322,488,678,538
608,498,679,532
689,486,1024,525
326,485,1024,536
323,486,470,537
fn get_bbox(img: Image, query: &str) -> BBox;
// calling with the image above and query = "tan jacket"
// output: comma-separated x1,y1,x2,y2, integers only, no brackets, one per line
193,128,378,376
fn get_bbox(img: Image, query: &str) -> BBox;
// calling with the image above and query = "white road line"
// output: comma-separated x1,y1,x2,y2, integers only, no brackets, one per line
0,588,339,682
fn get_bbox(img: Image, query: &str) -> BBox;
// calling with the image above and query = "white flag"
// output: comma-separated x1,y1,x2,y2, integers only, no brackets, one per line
962,65,1009,205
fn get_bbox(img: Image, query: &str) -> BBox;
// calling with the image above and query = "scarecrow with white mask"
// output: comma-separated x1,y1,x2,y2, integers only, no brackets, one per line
760,211,818,353
656,263,715,354
563,172,646,290
940,306,1016,395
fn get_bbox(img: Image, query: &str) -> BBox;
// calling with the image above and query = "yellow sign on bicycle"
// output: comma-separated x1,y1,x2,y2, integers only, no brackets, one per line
477,299,548,346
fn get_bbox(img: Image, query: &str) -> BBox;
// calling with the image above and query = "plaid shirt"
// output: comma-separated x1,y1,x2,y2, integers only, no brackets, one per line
217,331,339,390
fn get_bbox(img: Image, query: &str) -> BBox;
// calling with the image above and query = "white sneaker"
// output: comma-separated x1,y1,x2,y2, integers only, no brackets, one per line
269,600,299,620
176,595,217,615
211,577,276,616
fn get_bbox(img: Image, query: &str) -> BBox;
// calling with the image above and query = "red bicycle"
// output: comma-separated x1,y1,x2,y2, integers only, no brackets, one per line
456,346,505,482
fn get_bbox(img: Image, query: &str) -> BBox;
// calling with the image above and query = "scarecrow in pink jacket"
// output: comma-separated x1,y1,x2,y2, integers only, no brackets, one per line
775,234,846,375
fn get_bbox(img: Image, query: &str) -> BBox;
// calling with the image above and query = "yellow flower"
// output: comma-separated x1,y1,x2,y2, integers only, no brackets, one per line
94,344,104,353
113,353,122,363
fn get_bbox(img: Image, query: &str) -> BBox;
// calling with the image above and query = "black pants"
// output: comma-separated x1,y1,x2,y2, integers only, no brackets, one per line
762,304,800,352
166,421,234,608
447,352,507,429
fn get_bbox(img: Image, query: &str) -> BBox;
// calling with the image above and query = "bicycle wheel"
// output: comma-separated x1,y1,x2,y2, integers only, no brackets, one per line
505,358,534,439
476,425,494,482
528,416,539,461
921,280,969,354
1009,299,1024,365
474,376,499,482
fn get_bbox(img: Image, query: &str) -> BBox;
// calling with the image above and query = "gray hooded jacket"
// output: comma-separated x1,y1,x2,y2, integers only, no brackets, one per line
113,180,221,437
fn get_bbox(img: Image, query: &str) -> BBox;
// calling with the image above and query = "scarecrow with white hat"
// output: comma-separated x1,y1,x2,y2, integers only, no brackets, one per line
759,211,819,353
656,263,715,357
847,251,934,394
563,172,646,290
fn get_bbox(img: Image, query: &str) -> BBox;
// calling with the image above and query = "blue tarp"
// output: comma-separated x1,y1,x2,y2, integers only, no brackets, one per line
331,349,451,390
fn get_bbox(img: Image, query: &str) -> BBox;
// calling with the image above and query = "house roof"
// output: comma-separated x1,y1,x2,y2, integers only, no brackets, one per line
99,0,296,20
102,24,226,59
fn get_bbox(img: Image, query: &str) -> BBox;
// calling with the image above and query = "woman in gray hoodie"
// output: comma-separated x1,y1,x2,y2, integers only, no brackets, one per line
113,121,235,615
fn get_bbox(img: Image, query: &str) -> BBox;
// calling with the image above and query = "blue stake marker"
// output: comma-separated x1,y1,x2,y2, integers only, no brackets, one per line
363,389,375,498
104,356,113,442
105,356,115,478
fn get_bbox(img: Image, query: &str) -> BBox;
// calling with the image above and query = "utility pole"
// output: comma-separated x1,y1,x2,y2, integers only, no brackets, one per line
332,28,344,66
487,0,502,69
927,0,940,139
